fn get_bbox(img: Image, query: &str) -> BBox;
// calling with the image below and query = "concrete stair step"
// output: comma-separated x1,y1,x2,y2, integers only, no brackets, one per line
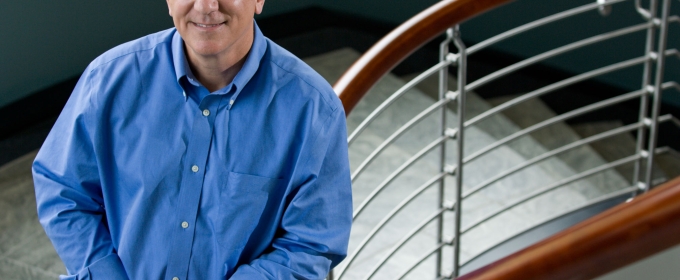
486,95,630,197
571,120,672,185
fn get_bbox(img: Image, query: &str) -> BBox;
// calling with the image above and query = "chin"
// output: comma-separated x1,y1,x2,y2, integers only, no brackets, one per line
188,43,227,57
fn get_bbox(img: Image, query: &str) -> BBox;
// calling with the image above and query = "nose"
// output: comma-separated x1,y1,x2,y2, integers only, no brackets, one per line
194,0,219,14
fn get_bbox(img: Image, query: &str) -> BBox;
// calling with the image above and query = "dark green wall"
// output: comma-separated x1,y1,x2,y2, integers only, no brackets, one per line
460,0,680,106
0,0,311,109
1,0,678,109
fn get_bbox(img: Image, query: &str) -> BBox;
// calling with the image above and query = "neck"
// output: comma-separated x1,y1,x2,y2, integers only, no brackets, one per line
185,30,253,93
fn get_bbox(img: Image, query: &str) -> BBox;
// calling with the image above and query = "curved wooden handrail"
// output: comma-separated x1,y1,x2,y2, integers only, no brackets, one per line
458,175,680,280
333,0,512,115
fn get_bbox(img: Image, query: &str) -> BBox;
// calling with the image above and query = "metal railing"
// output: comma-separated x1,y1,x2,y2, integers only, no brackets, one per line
332,0,679,279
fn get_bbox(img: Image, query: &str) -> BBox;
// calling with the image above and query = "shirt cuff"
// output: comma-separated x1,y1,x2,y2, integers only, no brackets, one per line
60,253,128,280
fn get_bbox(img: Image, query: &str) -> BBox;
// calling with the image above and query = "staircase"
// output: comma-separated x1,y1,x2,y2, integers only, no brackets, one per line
329,0,680,278
304,47,678,279
0,0,679,279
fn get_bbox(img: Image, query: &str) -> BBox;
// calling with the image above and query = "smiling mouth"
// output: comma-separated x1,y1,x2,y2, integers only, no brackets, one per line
193,22,224,28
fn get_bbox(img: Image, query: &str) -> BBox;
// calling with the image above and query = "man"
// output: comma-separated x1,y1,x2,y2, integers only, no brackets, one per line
32,0,353,279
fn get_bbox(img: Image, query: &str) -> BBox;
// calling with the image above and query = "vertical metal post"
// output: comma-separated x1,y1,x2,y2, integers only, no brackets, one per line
644,0,671,191
436,28,454,279
633,0,659,194
452,25,467,279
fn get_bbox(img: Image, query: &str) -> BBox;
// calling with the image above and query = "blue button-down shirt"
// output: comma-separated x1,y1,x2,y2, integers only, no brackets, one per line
33,22,352,280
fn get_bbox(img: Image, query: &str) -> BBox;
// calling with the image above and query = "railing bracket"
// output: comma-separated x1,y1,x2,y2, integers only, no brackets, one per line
445,128,458,139
597,0,612,16
445,90,459,100
645,85,656,94
637,181,648,191
643,118,654,127
640,149,650,158
649,51,658,61
446,53,458,65
443,200,456,210
444,165,456,175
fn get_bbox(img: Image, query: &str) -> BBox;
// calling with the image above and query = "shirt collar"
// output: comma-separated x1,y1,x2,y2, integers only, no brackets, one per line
172,20,267,101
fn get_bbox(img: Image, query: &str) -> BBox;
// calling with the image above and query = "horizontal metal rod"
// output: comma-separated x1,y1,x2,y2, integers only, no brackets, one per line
467,0,628,55
463,89,645,164
347,60,453,146
663,81,680,92
463,54,657,129
361,208,451,280
343,173,448,275
463,121,643,198
655,146,678,158
653,146,675,156
396,242,449,280
352,97,453,181
671,116,680,128
658,113,676,126
667,49,679,58
467,22,650,92
462,154,640,234
461,186,637,267
658,114,672,121
462,48,678,131
353,136,451,219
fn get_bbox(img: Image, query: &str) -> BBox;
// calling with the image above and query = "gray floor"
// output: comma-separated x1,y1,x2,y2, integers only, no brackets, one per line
0,150,64,279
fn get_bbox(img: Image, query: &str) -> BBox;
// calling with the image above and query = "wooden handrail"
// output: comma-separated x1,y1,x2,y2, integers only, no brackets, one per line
333,0,512,115
458,175,680,280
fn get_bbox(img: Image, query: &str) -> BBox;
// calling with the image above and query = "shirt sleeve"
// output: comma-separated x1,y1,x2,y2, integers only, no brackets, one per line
32,68,128,280
230,105,353,280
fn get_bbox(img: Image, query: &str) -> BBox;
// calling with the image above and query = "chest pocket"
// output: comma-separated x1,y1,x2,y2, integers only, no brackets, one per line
215,171,281,250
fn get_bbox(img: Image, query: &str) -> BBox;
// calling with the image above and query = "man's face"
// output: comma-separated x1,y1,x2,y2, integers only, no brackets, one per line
166,0,265,58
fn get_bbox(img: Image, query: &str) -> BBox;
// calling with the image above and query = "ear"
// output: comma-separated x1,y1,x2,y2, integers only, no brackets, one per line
254,0,265,15
166,0,173,16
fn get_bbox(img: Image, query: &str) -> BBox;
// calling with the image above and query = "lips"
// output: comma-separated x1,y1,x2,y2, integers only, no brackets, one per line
194,22,223,28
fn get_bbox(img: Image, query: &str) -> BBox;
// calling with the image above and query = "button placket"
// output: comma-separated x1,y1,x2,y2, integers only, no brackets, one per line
165,97,220,279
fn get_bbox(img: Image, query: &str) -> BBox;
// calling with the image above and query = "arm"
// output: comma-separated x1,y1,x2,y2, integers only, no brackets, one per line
230,108,353,280
32,69,128,280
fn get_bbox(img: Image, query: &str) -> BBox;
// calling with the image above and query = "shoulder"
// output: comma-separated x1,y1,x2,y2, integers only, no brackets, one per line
77,28,177,109
87,28,176,71
264,39,341,115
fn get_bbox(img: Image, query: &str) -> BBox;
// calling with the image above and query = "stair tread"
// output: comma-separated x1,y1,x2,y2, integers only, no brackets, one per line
486,95,630,195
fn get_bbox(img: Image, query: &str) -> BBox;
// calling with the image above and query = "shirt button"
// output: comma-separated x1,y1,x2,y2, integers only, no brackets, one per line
202,109,210,116
191,165,199,172
173,277,179,280
181,221,189,229
229,99,235,105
